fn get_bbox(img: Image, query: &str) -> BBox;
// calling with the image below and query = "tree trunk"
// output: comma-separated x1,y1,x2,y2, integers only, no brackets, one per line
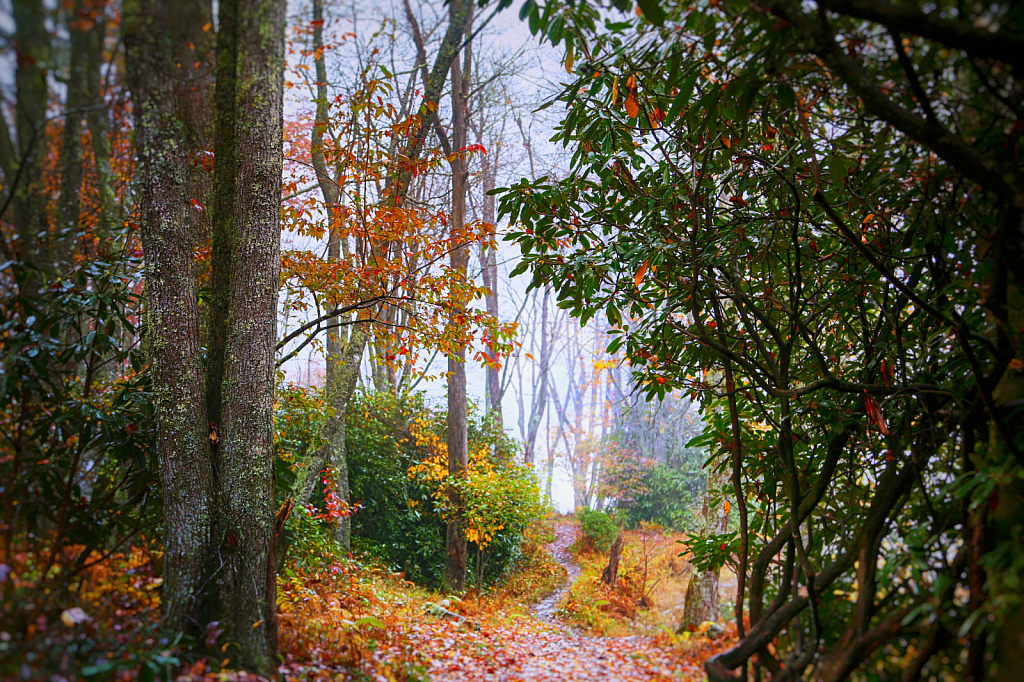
213,0,286,670
123,0,214,633
444,0,472,595
679,569,720,633
479,138,502,428
544,401,555,503
679,452,730,633
523,286,551,464
601,531,624,587
55,1,96,271
323,327,366,550
10,0,51,281
84,10,117,237
206,0,237,432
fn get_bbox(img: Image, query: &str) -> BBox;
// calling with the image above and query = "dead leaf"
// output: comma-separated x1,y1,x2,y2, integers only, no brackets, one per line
625,91,639,119
634,260,649,288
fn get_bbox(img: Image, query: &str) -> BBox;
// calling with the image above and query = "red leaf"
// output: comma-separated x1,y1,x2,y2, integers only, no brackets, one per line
864,392,889,435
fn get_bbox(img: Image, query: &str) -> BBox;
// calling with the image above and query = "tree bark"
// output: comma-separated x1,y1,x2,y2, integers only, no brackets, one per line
601,531,624,587
679,570,720,633
54,1,95,271
444,0,473,595
123,0,214,633
679,453,730,632
84,10,117,237
9,0,51,280
479,138,502,427
523,286,551,465
323,327,365,550
206,0,238,432
213,0,286,670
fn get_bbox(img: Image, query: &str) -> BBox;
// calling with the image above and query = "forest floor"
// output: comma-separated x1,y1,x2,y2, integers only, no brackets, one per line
271,517,737,681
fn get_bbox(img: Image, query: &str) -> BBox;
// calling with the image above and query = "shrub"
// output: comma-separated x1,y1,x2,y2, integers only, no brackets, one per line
619,463,701,530
578,509,619,554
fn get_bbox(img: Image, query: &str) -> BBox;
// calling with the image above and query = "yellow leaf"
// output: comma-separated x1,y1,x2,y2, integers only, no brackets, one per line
611,77,618,105
565,45,575,74
635,259,649,288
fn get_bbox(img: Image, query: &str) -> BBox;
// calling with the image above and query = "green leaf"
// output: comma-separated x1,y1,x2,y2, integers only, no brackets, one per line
666,72,698,123
356,616,386,630
777,83,796,109
636,0,666,26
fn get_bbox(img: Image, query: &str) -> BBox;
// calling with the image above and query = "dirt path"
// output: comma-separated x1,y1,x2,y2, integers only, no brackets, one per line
406,520,705,681
531,520,581,622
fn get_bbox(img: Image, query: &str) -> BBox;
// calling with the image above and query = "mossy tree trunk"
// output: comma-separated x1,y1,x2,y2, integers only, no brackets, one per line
679,454,730,632
127,0,284,671
680,570,720,633
123,0,215,633
212,0,286,669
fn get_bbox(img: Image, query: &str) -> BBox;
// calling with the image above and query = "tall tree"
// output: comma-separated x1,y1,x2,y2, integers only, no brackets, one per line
126,0,285,669
444,0,473,594
55,0,103,271
4,0,51,280
307,0,365,550
211,0,286,667
122,0,215,632
522,286,550,465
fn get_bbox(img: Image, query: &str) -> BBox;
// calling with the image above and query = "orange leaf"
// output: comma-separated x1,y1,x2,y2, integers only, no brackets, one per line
635,259,649,287
723,499,731,515
625,91,639,119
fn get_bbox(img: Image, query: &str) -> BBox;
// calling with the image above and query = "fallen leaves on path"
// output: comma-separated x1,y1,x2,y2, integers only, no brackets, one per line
384,617,726,681
270,517,737,681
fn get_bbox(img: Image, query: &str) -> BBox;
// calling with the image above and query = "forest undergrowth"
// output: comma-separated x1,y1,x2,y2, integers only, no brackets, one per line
170,518,732,681
559,521,735,639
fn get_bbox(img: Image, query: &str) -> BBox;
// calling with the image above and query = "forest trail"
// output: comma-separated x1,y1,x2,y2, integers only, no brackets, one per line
398,520,707,681
530,519,581,622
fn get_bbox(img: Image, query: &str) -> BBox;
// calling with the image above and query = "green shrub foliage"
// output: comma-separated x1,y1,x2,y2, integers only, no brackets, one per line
578,509,619,554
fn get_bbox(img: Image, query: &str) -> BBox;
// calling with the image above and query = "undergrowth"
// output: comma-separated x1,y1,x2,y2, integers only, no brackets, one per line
561,524,699,637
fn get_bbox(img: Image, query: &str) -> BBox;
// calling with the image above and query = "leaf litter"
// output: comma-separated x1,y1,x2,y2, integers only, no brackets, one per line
271,518,736,681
